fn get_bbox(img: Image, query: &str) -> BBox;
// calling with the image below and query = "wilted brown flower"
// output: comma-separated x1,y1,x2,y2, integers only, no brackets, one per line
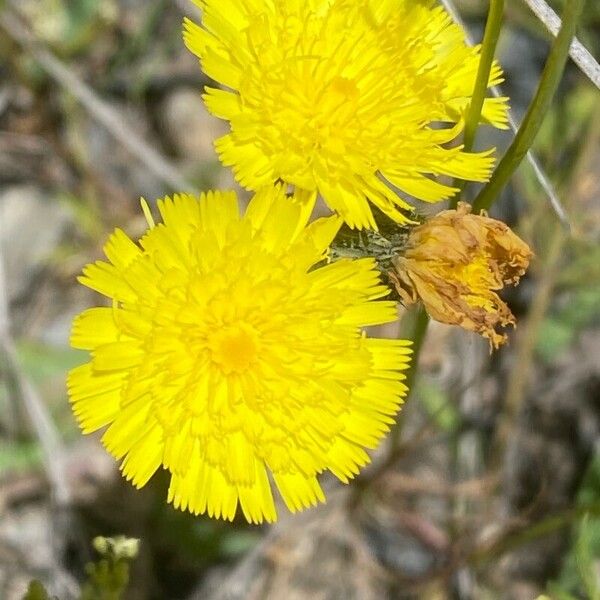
390,202,532,348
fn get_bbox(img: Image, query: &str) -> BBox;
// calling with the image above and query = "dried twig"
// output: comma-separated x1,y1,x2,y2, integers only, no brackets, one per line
385,473,497,499
440,0,572,230
522,0,600,89
0,6,195,194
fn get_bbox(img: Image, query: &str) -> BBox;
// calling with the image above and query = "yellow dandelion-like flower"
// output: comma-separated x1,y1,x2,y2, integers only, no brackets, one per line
390,202,532,348
68,187,411,523
184,0,509,230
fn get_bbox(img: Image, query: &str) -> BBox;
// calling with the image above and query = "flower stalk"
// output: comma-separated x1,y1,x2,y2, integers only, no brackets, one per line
473,0,587,213
399,308,430,401
463,0,506,154
452,0,506,205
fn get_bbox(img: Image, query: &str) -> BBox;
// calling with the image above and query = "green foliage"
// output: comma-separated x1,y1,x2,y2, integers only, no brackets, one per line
219,530,262,557
524,86,600,364
23,537,139,600
20,0,118,57
0,440,43,475
545,585,579,600
574,517,600,600
546,457,600,599
0,341,86,474
80,558,130,600
23,581,55,600
16,342,85,386
156,504,261,566
537,285,600,362
547,516,600,599
80,536,139,600
418,379,461,433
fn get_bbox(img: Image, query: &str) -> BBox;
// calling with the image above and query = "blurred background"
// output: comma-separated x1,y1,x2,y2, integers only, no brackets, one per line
0,0,599,598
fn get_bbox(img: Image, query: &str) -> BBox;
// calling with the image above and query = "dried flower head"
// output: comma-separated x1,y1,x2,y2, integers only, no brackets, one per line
68,187,411,523
391,202,532,348
184,0,508,230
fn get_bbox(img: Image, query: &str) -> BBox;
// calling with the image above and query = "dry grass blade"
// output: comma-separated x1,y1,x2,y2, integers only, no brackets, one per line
439,0,572,230
0,6,195,194
0,249,81,594
523,0,600,89
0,196,80,600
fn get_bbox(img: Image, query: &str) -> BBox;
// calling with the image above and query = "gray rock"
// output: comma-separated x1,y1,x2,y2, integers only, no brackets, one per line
159,87,235,189
0,185,71,303
161,88,222,162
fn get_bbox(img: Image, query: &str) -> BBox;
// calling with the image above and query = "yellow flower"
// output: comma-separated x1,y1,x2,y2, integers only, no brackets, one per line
390,202,532,348
184,0,508,230
68,187,411,523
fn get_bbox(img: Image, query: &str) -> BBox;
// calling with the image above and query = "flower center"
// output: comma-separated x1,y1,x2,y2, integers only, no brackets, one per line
209,323,260,375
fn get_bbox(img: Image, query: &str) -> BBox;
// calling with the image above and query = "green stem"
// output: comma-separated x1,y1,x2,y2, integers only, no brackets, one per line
463,0,505,153
400,306,430,395
350,306,431,498
451,0,505,207
473,0,587,213
390,307,430,448
395,0,583,449
416,1,507,382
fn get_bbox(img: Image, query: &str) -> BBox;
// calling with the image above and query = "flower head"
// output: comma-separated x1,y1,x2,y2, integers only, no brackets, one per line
184,0,508,229
390,202,532,348
68,187,411,523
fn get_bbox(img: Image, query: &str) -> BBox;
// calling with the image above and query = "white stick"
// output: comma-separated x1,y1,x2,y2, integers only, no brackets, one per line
523,0,600,89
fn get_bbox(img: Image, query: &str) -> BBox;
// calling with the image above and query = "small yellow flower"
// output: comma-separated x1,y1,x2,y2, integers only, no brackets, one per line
390,202,532,348
68,187,411,523
184,0,508,230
